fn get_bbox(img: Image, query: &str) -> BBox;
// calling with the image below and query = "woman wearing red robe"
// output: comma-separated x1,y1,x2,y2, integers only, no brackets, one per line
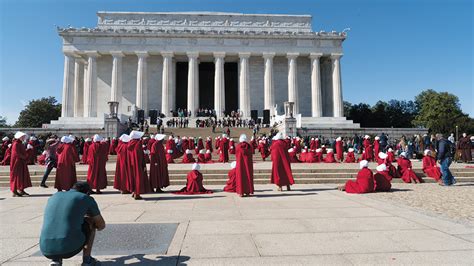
270,133,294,191
166,149,175,163
374,163,392,192
205,137,213,153
149,134,170,193
250,136,257,154
109,137,118,155
299,149,308,162
87,134,108,194
26,138,37,165
188,137,196,151
1,144,12,165
235,134,254,197
223,161,237,192
378,152,399,178
81,138,92,164
218,135,230,163
1,136,10,159
338,160,374,194
195,137,204,154
315,148,323,162
422,149,442,183
10,132,32,197
214,137,220,154
182,149,196,163
258,140,269,161
197,149,206,163
324,149,337,163
306,150,318,163
374,136,380,161
288,148,301,163
228,139,236,155
127,130,151,200
55,136,79,191
344,148,356,163
362,135,374,161
386,148,395,163
335,137,344,162
175,163,212,194
397,152,422,183
114,134,131,193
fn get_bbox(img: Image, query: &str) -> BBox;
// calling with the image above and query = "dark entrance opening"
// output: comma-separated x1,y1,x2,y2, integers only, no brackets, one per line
175,62,188,111
224,62,238,115
198,62,215,109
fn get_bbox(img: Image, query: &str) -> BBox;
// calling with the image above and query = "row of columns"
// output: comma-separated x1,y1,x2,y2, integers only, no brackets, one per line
61,51,344,119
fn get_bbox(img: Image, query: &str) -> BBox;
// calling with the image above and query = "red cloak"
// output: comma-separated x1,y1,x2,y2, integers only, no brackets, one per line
218,138,229,163
204,152,213,162
374,140,380,160
374,171,392,192
86,142,108,190
306,151,320,163
55,143,79,191
235,142,254,195
1,146,11,165
289,151,301,163
182,153,196,163
324,152,337,163
205,139,213,152
127,139,151,195
299,151,308,162
195,139,204,154
197,153,206,163
270,140,295,186
223,168,236,192
109,139,118,155
175,170,212,194
26,141,37,165
397,157,422,183
362,139,373,161
229,140,236,155
344,152,356,163
258,141,270,161
113,141,131,192
81,142,91,164
149,140,170,190
422,155,441,181
10,140,32,192
387,151,395,163
345,168,374,194
166,152,175,163
335,141,344,161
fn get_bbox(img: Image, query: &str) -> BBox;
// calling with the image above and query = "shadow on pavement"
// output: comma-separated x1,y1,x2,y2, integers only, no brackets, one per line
101,254,190,265
254,192,318,198
143,195,226,201
389,188,413,192
293,188,338,192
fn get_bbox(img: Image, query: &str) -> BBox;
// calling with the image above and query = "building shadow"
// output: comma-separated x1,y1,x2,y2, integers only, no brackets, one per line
143,195,226,201
254,192,318,198
388,188,413,192
293,188,338,192
101,254,190,265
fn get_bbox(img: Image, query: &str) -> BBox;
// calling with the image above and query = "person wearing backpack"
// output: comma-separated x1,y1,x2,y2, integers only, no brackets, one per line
436,133,456,186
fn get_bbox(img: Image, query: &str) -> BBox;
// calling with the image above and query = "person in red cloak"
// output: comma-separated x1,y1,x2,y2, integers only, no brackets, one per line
10,132,32,197
324,149,337,163
182,149,196,163
113,134,131,194
149,134,170,193
223,161,237,192
195,137,204,154
250,136,257,154
142,137,151,164
1,136,11,160
338,160,374,194
166,149,175,163
81,138,92,164
147,135,156,151
306,149,318,163
335,137,344,162
270,133,294,191
1,143,12,165
397,152,422,183
258,139,270,161
373,163,392,192
204,150,213,162
235,134,254,197
310,137,320,150
321,145,327,154
166,136,177,159
188,137,196,151
205,137,213,153
362,135,374,161
55,136,79,191
288,148,301,163
26,136,38,165
344,148,356,163
109,137,118,155
87,134,108,194
197,149,206,163
299,148,308,162
422,149,442,183
228,138,236,155
218,134,230,163
284,136,292,149
378,152,399,178
214,137,221,154
386,148,395,163
38,151,47,165
315,148,323,162
293,137,302,153
181,137,189,155
127,130,151,200
175,163,212,194
374,136,380,161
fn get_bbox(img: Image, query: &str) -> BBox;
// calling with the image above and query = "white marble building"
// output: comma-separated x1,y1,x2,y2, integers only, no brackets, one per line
49,11,358,128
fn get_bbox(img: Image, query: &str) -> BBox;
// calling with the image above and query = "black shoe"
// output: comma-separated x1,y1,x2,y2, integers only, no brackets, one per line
82,256,99,266
40,183,48,188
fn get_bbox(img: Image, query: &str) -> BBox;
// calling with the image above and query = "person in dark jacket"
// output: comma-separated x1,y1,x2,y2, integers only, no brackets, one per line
436,134,455,186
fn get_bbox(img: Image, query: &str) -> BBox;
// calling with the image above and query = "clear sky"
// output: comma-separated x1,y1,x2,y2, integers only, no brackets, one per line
0,0,472,125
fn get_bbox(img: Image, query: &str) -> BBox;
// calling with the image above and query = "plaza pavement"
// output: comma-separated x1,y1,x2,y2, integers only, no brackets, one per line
1,182,473,265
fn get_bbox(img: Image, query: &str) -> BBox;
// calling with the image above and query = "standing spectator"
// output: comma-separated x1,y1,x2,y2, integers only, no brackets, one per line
436,134,456,186
448,133,455,143
458,133,472,163
379,132,388,152
40,138,59,188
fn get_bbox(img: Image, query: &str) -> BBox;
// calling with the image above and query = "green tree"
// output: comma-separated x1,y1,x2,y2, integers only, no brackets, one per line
0,116,8,128
413,89,470,134
15,97,61,128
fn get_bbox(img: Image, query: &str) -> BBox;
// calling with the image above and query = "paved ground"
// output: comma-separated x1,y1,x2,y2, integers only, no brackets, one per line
1,182,473,265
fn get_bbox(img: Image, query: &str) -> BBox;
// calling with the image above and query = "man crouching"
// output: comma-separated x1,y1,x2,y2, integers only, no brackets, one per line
40,182,105,265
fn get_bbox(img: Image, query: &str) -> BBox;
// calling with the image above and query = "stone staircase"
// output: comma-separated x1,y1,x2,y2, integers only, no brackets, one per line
150,127,272,140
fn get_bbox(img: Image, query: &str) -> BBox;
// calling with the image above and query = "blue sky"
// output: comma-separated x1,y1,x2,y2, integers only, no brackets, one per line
0,0,472,125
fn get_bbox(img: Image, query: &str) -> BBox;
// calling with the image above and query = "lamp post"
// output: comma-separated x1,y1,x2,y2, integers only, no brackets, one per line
455,125,459,142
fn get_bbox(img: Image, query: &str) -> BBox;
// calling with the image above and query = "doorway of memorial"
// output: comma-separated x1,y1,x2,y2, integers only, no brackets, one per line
175,62,188,112
198,62,215,112
224,62,238,116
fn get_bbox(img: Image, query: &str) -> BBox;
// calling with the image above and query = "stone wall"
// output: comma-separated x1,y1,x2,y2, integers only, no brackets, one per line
297,127,429,141
0,128,106,138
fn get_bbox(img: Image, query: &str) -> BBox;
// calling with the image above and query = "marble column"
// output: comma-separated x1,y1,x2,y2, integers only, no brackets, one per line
310,53,323,117
287,53,299,115
110,52,124,104
73,58,84,117
187,52,199,117
83,51,99,118
239,52,251,117
61,54,74,117
263,52,275,116
136,51,149,112
161,52,173,117
214,52,226,118
331,53,344,117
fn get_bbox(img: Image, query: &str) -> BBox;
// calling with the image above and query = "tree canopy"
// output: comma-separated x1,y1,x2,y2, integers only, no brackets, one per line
0,116,8,128
14,97,61,128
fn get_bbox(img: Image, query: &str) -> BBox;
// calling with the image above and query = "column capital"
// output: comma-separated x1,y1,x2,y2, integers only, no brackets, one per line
161,51,174,58
213,52,226,59
309,53,323,59
330,53,343,59
135,51,149,58
238,52,251,59
75,58,87,64
64,51,79,58
262,52,275,59
84,51,100,58
186,52,199,59
110,51,125,58
287,52,300,59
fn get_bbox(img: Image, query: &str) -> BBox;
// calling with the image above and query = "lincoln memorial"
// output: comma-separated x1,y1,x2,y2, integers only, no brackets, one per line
48,11,358,129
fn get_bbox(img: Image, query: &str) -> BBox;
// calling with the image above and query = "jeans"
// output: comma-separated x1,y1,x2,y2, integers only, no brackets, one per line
41,163,55,185
440,157,455,185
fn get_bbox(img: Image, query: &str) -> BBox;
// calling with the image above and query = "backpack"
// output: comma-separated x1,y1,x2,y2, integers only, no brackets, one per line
447,141,456,158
